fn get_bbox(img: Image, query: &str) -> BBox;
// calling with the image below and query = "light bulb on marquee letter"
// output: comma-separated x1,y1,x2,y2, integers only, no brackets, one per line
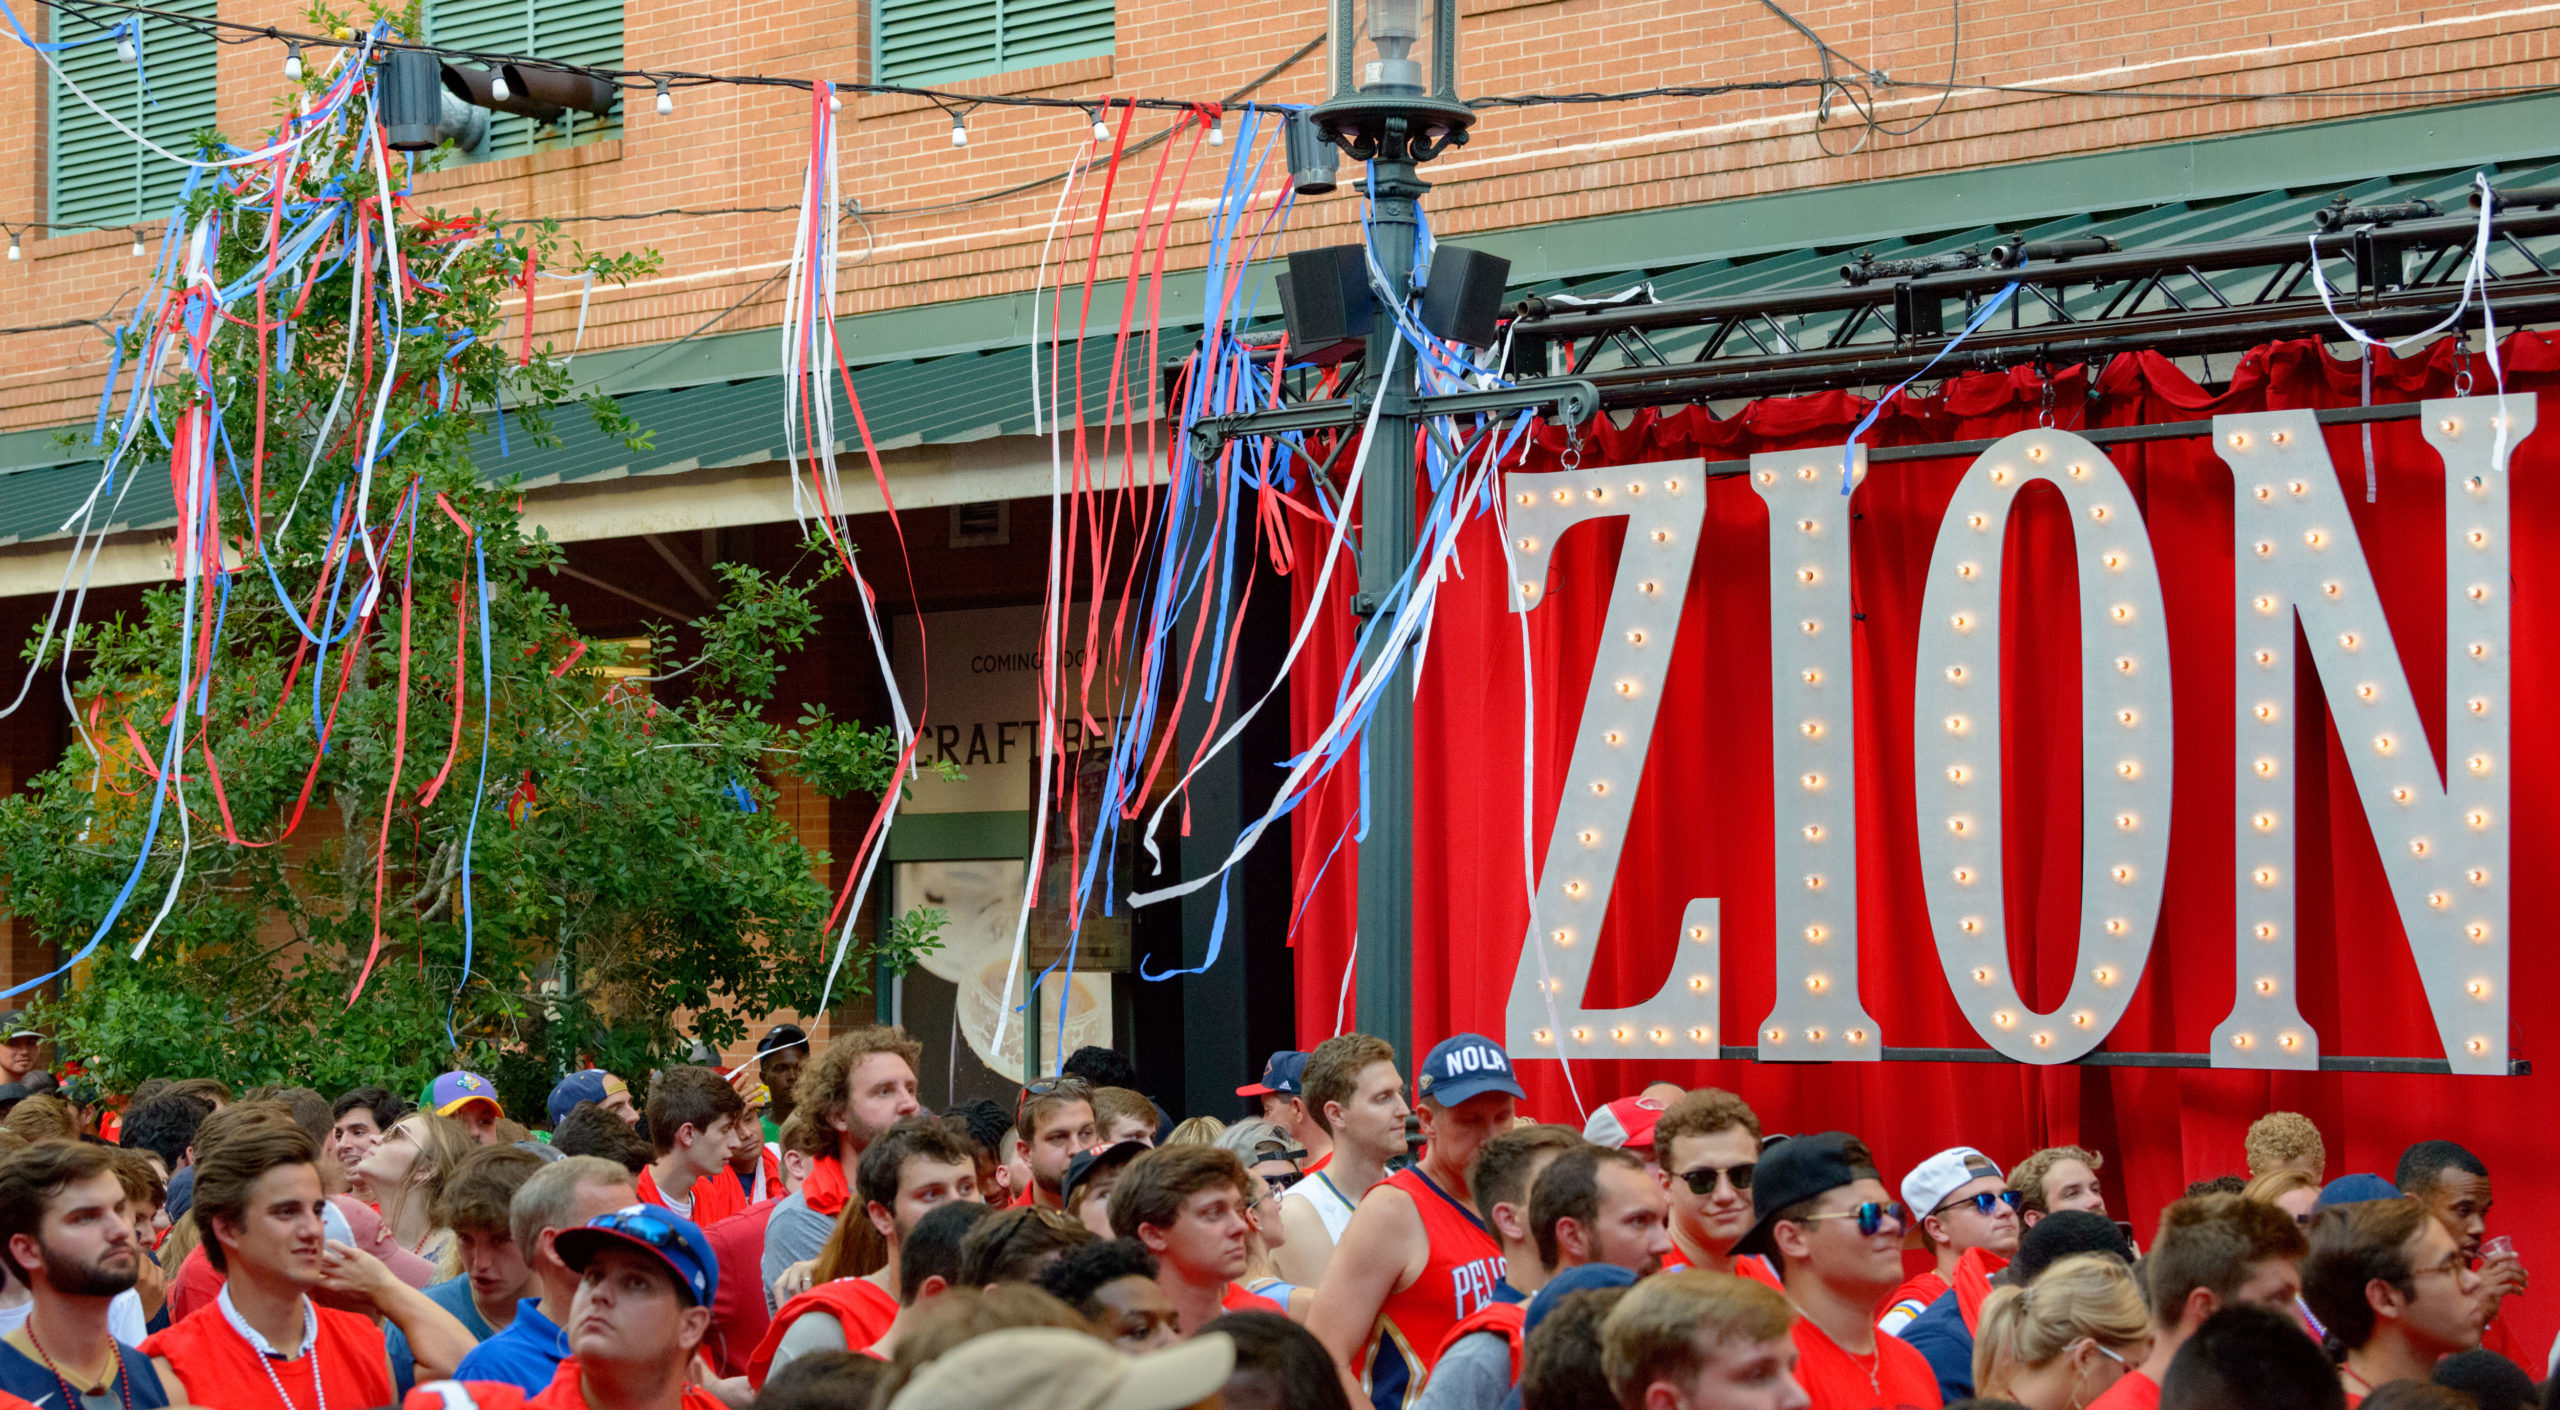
2212,398,2525,1075
1912,429,2174,1063
1746,446,1881,1060
1501,458,1722,1058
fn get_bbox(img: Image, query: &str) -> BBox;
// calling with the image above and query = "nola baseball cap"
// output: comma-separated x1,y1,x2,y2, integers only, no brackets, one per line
552,1204,718,1308
1415,1033,1526,1107
1235,1050,1307,1098
426,1070,503,1120
1583,1097,1667,1151
1732,1130,1883,1259
545,1069,629,1126
886,1326,1235,1410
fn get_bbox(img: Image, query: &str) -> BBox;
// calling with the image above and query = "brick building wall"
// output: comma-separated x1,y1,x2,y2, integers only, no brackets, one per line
4,0,2558,431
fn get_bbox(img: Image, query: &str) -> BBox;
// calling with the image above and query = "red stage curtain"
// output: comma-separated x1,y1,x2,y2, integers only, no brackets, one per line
1285,335,2560,1361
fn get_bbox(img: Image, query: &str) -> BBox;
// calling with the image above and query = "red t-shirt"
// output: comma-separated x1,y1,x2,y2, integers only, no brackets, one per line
2088,1368,2161,1410
1222,1283,1286,1315
1880,1270,1950,1328
1660,1250,1784,1288
748,1277,900,1386
144,1298,395,1409
528,1356,729,1410
1790,1312,1943,1410
705,1197,782,1377
637,1163,748,1228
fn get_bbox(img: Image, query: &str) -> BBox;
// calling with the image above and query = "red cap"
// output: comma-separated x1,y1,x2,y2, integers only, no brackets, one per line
1583,1096,1666,1151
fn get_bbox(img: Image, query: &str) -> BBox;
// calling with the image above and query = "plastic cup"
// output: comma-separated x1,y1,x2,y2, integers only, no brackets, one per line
2483,1234,2517,1262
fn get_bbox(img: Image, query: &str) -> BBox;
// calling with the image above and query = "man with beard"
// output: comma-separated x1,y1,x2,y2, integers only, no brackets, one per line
761,1026,925,1301
749,1117,983,1383
0,1142,171,1406
1013,1079,1101,1210
142,1121,475,1404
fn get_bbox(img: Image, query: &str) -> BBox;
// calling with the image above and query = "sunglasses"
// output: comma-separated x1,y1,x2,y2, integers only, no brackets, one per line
1931,1189,2023,1219
1795,1201,1909,1237
1262,1170,1307,1194
1677,1163,1757,1197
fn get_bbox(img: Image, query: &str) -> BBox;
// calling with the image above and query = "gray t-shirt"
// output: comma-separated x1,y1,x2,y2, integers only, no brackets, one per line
1411,1328,1513,1410
759,1190,839,1310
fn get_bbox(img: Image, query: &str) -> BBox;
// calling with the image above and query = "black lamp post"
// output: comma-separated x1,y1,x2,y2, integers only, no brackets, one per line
1309,0,1472,1069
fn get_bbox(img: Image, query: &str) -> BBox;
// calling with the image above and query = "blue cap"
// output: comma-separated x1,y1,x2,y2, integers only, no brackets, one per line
1523,1262,1637,1336
552,1204,718,1307
2318,1173,2403,1207
426,1070,502,1121
546,1069,631,1126
1415,1033,1526,1107
1237,1051,1307,1098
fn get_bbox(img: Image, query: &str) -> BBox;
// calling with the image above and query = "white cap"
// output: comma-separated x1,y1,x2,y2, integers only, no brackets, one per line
1901,1146,2004,1223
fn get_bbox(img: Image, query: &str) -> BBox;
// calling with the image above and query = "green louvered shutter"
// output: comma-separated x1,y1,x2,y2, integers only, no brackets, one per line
427,0,621,161
48,0,219,232
876,0,999,85
874,0,1110,85
999,0,1112,71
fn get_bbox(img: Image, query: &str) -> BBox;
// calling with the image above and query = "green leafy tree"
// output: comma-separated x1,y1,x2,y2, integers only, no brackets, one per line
0,24,941,1110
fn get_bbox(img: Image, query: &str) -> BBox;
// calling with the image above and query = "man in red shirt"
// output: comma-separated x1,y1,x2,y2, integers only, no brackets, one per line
1732,1131,1941,1410
1655,1089,1780,1288
1306,1033,1522,1410
144,1120,475,1405
536,1205,727,1410
1881,1147,2018,1335
749,1116,983,1382
1109,1144,1279,1336
1013,1079,1100,1211
635,1068,749,1229
2090,1193,2306,1410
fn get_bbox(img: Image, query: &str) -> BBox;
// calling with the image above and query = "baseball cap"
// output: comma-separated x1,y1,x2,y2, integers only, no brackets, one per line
1062,1139,1151,1208
1523,1262,1638,1338
552,1204,718,1308
756,1024,809,1058
1216,1119,1306,1166
1583,1097,1666,1152
1414,1033,1526,1107
1235,1050,1306,1099
1732,1130,1882,1258
2318,1172,2402,1207
0,1011,39,1041
1901,1146,2006,1223
886,1326,1235,1410
2013,1209,2135,1279
546,1069,630,1126
427,1070,503,1120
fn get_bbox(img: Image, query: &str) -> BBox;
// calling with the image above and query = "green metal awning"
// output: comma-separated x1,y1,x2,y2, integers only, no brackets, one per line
5,142,2558,552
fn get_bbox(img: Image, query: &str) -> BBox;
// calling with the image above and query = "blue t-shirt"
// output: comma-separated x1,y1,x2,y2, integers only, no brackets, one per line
1896,1287,1976,1404
0,1336,171,1409
449,1297,571,1394
388,1275,497,1392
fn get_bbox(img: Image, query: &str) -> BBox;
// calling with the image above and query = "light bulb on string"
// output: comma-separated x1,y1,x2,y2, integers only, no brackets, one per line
491,71,511,102
284,41,304,81
951,112,969,146
654,77,673,116
5,230,19,262
1090,108,1110,142
1207,113,1224,145
128,228,146,258
114,26,135,63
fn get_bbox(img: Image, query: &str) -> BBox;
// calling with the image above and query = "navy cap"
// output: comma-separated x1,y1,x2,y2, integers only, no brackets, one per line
546,1069,630,1126
1236,1051,1307,1098
1415,1033,1526,1107
553,1204,718,1308
1062,1139,1151,1207
2318,1172,2402,1207
1523,1262,1637,1337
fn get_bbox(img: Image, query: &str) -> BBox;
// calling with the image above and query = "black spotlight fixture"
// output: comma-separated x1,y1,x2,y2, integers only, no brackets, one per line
379,48,444,151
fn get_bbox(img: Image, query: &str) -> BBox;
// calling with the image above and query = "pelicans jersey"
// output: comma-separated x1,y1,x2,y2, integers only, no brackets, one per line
1361,1168,1504,1410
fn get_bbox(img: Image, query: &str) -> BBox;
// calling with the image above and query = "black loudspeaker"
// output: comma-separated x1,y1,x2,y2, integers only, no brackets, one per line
379,49,444,151
1278,245,1374,353
1417,245,1511,349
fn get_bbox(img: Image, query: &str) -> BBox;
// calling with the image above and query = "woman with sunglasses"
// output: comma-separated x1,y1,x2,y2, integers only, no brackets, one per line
1971,1252,2151,1410
1218,1121,1312,1318
1883,1147,2024,1335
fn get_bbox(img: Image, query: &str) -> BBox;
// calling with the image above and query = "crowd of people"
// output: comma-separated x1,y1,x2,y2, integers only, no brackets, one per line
0,1007,2537,1410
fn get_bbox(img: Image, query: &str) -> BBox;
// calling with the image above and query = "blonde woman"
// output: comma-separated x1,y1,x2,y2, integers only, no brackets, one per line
2243,1166,2323,1228
1163,1116,1226,1146
352,1109,473,1271
1973,1252,2151,1410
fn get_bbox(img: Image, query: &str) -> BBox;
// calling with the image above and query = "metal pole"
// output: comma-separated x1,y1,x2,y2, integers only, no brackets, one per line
1355,155,1426,1067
